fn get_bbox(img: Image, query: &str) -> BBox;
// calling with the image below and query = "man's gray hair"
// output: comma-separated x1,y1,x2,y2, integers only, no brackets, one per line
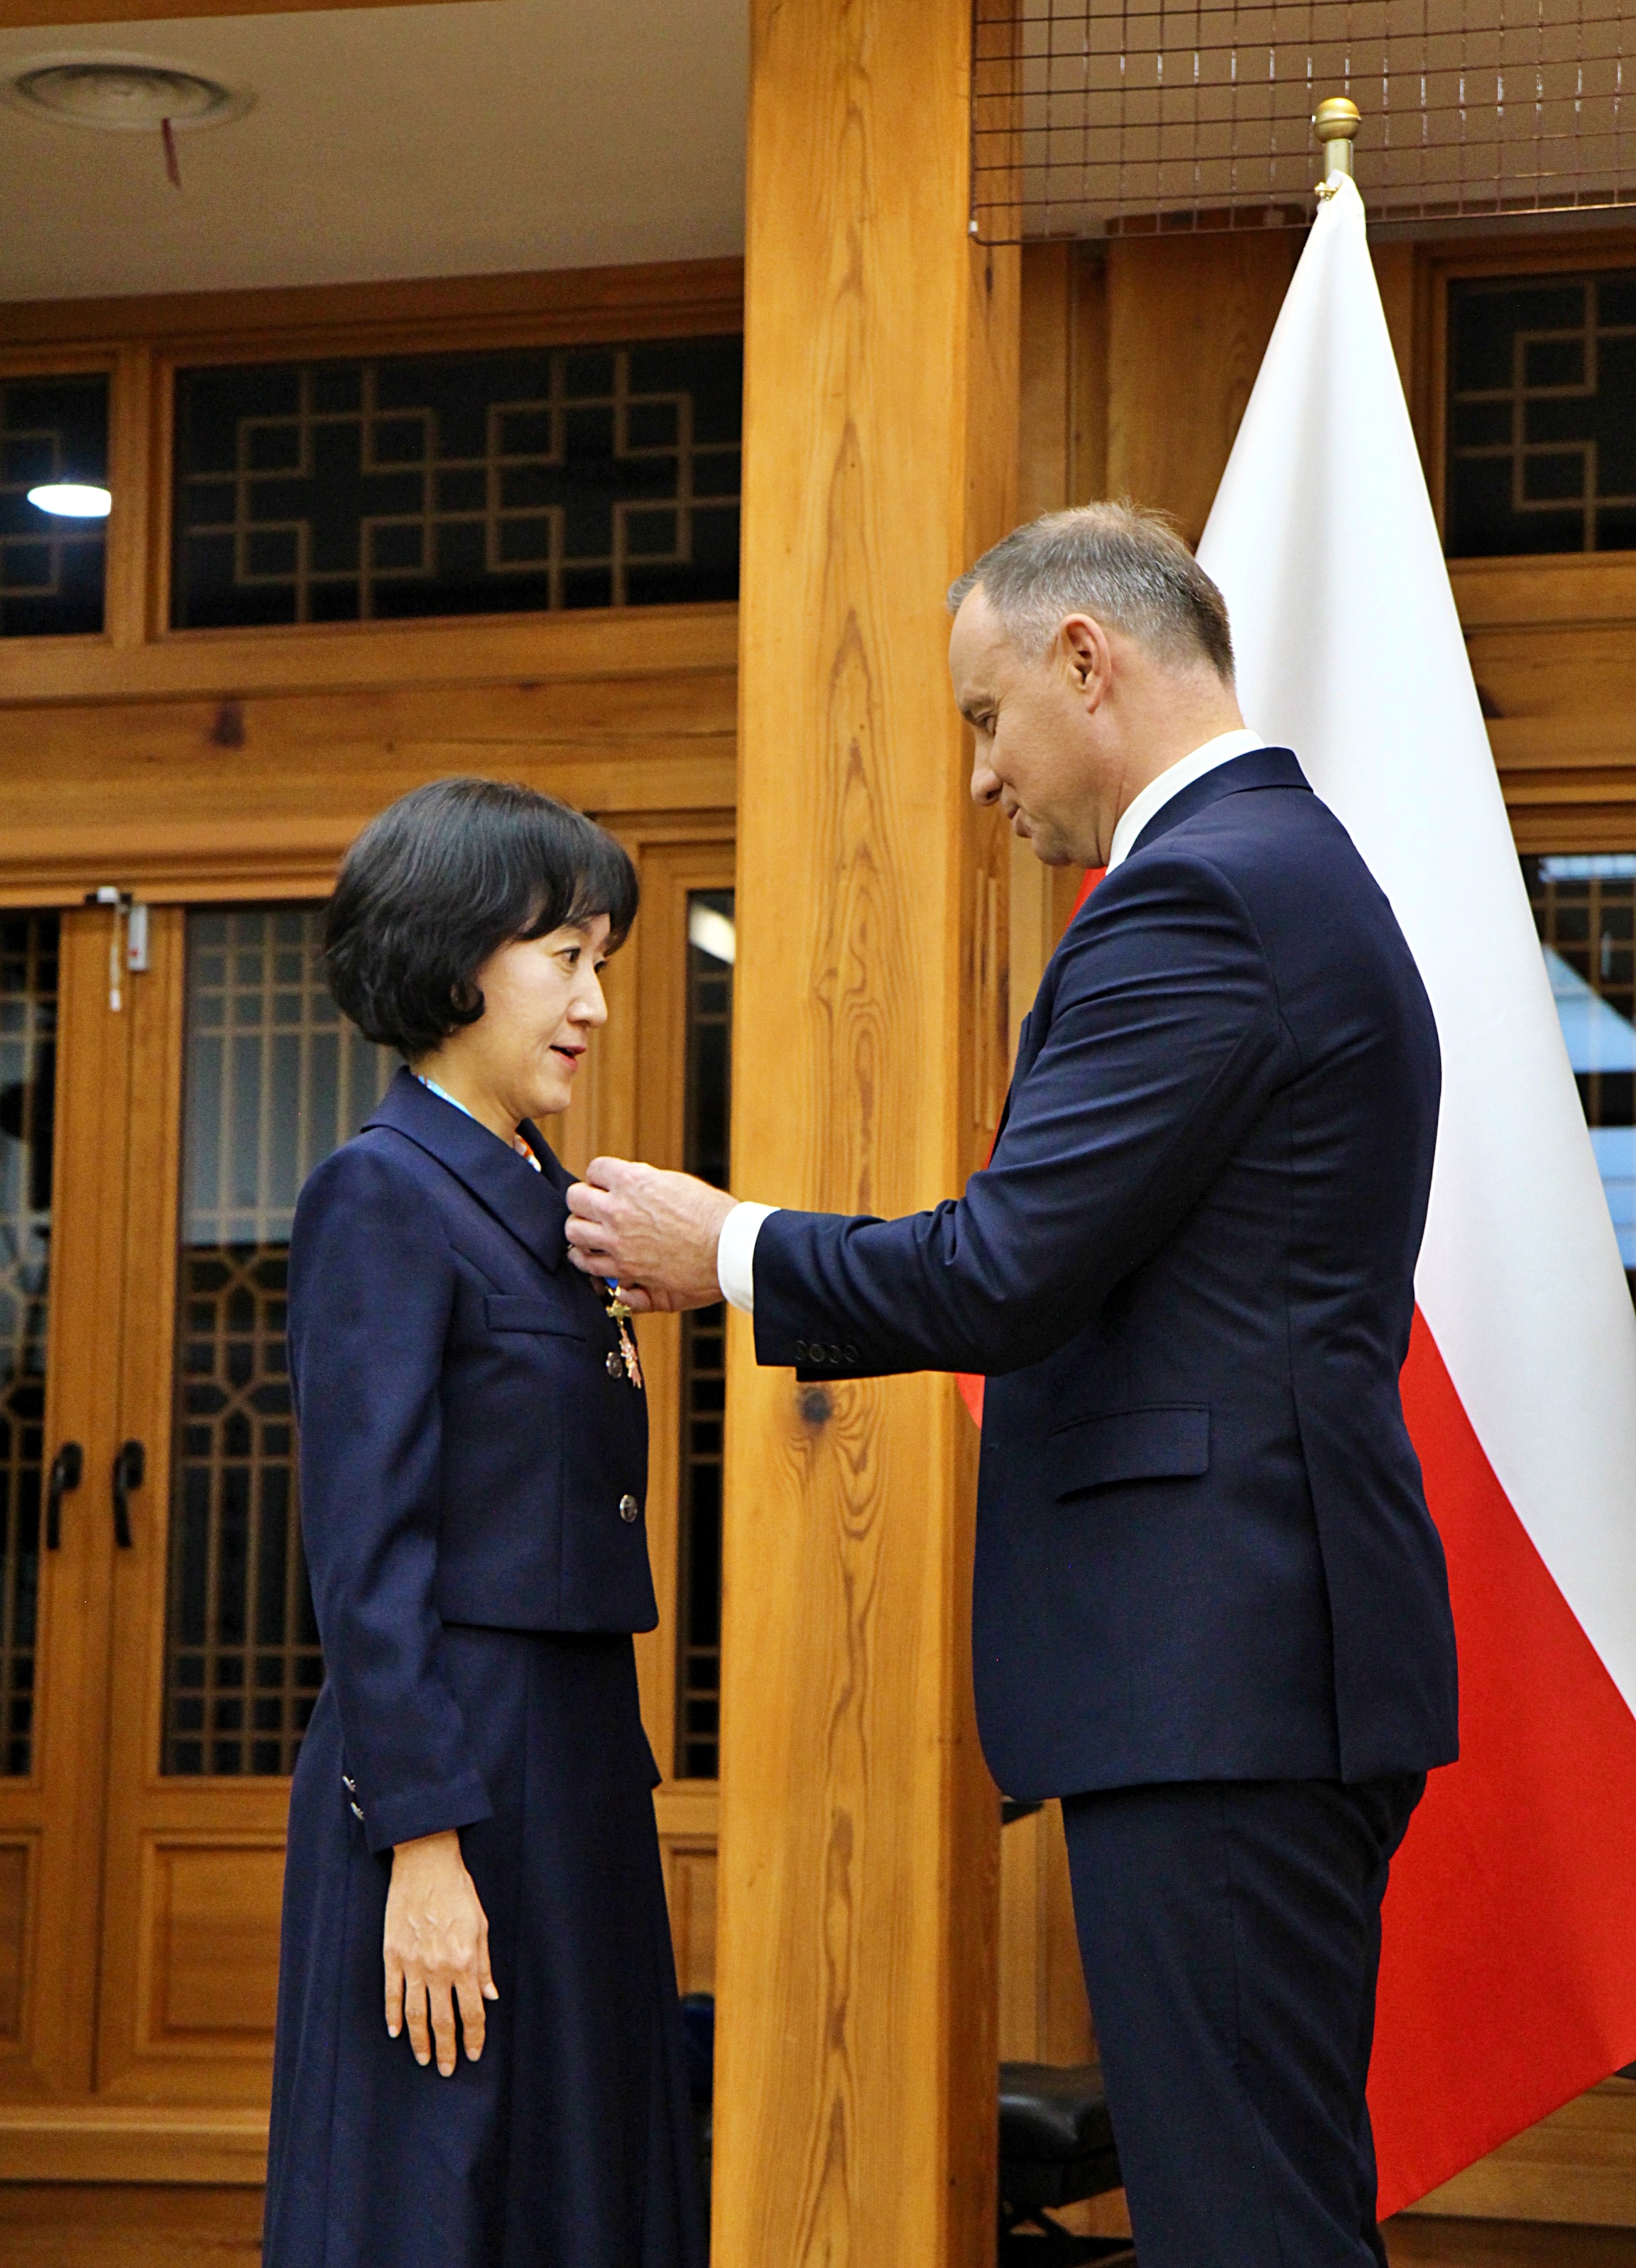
948,501,1235,681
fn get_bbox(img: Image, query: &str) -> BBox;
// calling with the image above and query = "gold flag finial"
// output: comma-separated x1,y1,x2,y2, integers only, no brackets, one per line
1314,97,1361,195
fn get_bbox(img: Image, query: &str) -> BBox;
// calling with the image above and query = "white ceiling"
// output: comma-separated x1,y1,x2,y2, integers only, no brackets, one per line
0,0,747,302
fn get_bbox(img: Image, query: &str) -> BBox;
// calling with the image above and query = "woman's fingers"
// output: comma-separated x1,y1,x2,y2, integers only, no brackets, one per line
403,1974,432,2067
384,1950,404,2040
455,1971,488,2063
428,1978,457,2076
479,1924,498,2003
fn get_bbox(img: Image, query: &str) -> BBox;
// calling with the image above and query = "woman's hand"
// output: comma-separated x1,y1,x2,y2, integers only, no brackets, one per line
383,1829,497,2076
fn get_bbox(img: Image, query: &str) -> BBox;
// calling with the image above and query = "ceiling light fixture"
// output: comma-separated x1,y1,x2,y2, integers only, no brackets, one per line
28,484,112,518
4,53,252,133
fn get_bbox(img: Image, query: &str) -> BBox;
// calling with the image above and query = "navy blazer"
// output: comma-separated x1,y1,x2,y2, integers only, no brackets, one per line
288,1069,656,1851
753,750,1458,1798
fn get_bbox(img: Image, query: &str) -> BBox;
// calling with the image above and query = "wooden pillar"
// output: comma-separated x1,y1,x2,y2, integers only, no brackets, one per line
714,4,1019,2264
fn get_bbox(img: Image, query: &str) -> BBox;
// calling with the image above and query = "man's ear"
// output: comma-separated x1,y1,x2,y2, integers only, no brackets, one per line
1057,613,1113,710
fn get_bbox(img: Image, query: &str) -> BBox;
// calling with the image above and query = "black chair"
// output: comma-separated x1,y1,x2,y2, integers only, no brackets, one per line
998,2061,1135,2265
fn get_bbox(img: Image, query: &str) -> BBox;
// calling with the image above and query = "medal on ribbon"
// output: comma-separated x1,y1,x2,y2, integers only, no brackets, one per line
604,1286,644,1391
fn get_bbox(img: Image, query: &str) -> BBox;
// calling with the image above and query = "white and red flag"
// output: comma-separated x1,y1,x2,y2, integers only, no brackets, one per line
1196,171,1636,2211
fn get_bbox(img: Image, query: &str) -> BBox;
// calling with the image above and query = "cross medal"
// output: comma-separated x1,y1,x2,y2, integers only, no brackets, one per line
605,1289,644,1391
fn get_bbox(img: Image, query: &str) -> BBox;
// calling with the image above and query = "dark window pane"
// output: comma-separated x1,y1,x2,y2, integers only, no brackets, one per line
173,339,742,628
0,916,56,1776
1524,855,1636,1303
1449,275,1636,558
675,889,736,1779
0,377,108,637
163,909,395,1776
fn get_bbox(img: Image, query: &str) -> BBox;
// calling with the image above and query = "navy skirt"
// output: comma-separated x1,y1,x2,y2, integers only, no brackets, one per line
263,1628,706,2268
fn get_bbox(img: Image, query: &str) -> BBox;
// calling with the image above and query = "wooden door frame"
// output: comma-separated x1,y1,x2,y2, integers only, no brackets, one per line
0,908,133,2100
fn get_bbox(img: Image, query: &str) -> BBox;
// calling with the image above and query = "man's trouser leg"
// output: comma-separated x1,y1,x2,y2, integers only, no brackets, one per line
1060,1773,1424,2268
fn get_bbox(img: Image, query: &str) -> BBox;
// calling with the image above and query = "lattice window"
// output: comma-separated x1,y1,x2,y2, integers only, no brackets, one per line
1448,273,1636,557
171,340,742,630
0,376,107,637
164,909,394,1777
675,890,734,1780
0,917,56,1778
1525,855,1636,1293
971,1,1636,241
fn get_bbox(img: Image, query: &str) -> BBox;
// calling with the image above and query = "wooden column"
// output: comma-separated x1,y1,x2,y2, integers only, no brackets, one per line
715,4,1018,2264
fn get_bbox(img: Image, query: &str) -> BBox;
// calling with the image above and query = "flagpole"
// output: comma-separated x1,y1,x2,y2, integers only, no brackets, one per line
1314,94,1360,195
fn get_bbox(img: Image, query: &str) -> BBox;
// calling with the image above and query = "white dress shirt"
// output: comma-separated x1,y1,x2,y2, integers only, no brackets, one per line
714,725,1268,1315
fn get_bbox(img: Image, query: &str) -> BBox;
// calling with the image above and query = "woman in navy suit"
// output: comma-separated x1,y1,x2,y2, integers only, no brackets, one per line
263,778,704,2268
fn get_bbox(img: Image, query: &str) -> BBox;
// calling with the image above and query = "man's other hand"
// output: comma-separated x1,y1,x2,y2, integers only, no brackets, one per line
565,1158,736,1312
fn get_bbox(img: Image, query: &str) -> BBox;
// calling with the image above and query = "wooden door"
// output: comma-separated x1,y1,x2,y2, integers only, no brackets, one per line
0,906,133,2098
80,858,733,2105
94,904,395,2103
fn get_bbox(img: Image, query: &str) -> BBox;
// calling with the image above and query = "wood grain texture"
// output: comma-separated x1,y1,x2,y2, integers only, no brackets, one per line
0,0,477,21
0,257,742,353
0,2181,263,2266
0,913,134,2100
1385,2213,1636,2264
1406,2084,1636,2229
716,4,1018,2265
1106,233,1295,544
0,2110,267,2186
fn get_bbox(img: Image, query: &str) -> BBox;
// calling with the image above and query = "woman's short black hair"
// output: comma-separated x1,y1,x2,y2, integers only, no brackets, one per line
324,777,639,1057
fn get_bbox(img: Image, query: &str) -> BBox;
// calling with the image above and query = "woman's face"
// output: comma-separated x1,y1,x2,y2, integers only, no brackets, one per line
420,913,614,1129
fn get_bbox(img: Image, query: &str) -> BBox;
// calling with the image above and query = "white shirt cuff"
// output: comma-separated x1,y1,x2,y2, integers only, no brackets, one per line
716,1200,778,1314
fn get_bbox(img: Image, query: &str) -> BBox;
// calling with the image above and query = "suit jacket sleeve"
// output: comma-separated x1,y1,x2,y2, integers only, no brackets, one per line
752,845,1293,1379
288,1141,494,1851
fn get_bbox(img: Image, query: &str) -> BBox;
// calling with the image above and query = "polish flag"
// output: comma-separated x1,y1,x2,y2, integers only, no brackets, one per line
1194,172,1636,2212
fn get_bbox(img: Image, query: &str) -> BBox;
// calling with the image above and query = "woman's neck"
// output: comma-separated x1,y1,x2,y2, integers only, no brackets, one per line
411,1060,519,1145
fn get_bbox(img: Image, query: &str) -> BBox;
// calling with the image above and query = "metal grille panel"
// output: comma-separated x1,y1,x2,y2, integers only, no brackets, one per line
972,1,1636,241
675,890,734,1781
164,908,394,1777
0,917,55,1778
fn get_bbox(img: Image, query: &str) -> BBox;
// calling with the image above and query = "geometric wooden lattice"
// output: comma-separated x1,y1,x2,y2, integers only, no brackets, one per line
163,908,393,1777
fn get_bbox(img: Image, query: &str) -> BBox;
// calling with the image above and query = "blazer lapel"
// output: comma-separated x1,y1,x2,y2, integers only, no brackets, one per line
364,1067,568,1273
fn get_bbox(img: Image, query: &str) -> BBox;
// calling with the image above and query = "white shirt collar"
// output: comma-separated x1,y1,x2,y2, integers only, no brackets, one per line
1105,727,1270,872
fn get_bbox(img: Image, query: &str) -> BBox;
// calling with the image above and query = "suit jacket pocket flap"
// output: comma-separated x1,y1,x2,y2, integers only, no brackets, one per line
1048,1405,1210,1499
484,1294,586,1340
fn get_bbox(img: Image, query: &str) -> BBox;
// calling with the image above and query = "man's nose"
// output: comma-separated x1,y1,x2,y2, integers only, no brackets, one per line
970,753,1003,807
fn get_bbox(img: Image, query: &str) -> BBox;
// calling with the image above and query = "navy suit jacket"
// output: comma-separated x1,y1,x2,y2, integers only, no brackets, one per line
753,749,1459,1798
287,1069,655,1851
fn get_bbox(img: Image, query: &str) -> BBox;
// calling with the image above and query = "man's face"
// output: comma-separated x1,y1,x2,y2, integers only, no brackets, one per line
949,586,1108,868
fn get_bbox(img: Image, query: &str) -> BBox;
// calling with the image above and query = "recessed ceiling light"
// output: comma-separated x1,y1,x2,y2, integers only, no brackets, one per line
28,484,112,518
4,53,252,132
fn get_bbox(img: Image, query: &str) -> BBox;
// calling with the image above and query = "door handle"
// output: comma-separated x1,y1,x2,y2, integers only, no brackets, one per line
111,1440,145,1549
45,1442,83,1550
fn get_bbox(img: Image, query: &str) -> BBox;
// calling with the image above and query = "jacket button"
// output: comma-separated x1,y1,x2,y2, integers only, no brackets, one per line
828,1345,843,1364
844,1345,859,1364
795,1340,809,1360
349,1802,365,1821
807,1343,825,1364
618,1493,640,1523
606,1350,623,1377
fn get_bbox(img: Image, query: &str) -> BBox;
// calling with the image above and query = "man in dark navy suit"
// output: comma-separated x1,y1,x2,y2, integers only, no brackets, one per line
565,503,1458,2268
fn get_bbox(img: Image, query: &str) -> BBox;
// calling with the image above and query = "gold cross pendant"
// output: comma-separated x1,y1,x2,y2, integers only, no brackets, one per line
606,1295,644,1391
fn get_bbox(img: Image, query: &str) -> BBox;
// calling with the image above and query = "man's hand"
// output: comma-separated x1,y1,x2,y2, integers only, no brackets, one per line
565,1158,736,1312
